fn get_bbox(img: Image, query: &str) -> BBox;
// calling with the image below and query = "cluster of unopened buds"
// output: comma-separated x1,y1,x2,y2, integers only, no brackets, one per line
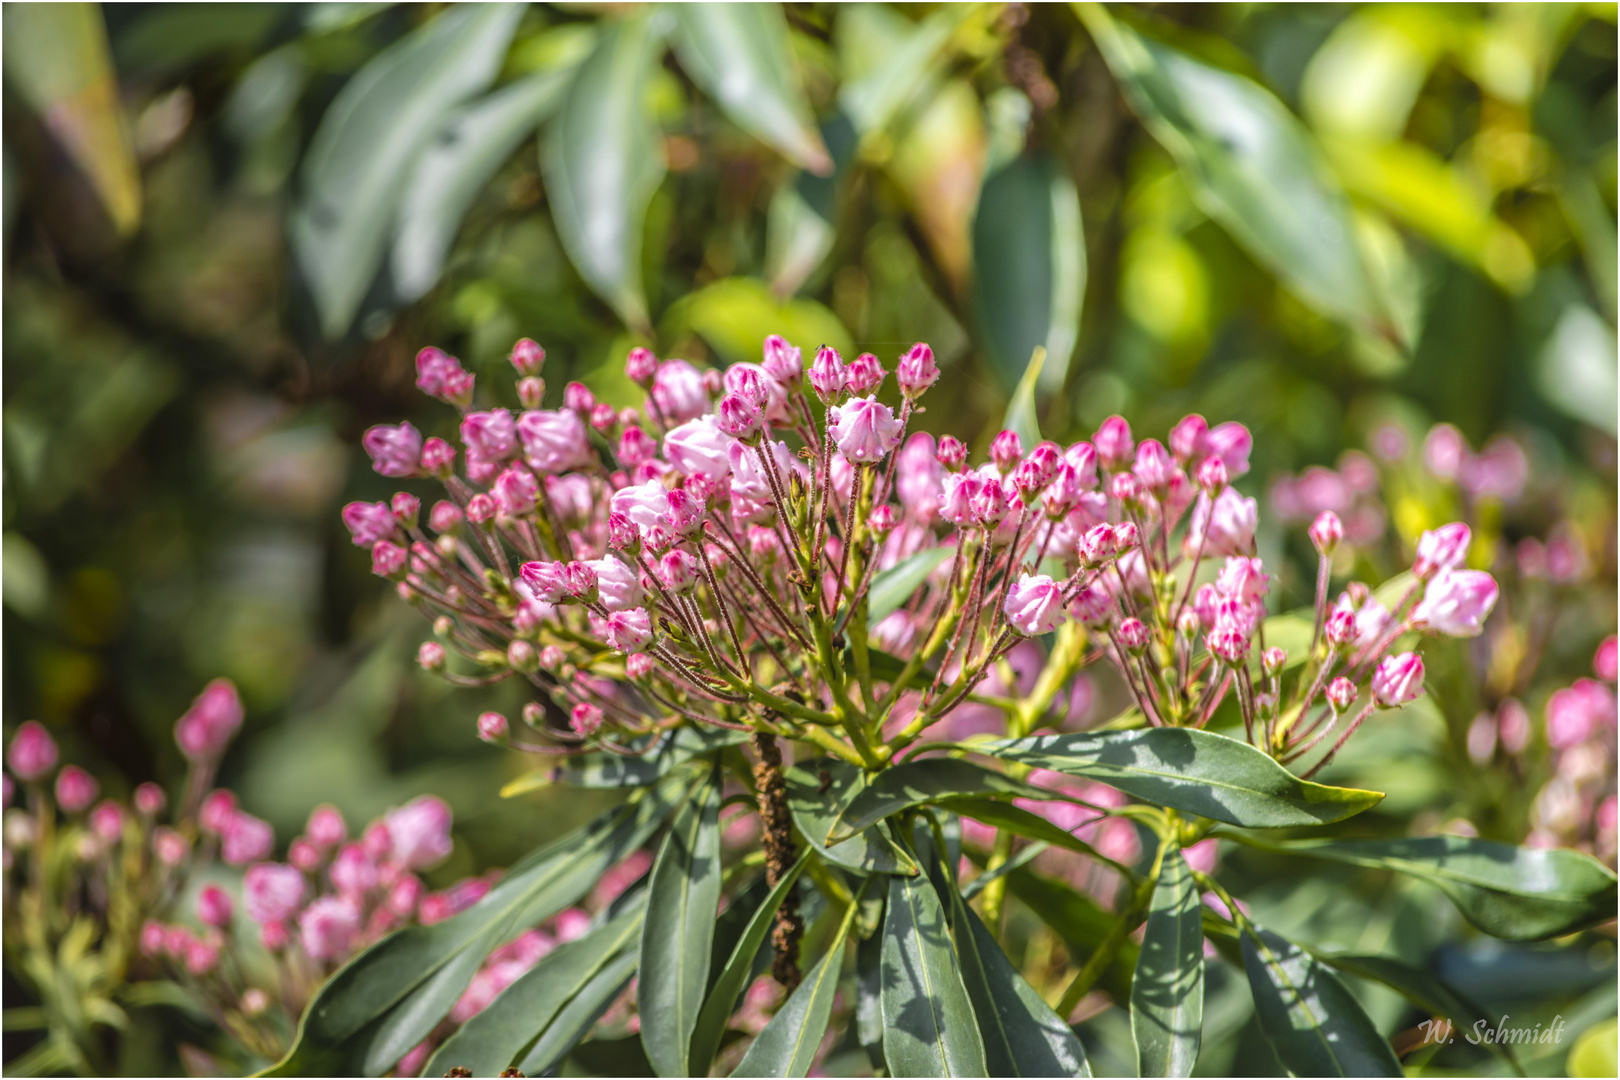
345,332,1501,786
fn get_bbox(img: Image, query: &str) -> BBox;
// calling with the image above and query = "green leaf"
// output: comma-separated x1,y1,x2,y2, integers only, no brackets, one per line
828,758,1055,844
1131,849,1203,1077
540,12,667,332
502,726,746,795
1241,927,1403,1077
975,151,1086,394
639,766,723,1077
946,874,1091,1076
1000,345,1046,450
867,547,954,624
669,3,831,173
1074,3,1395,342
263,770,694,1077
935,797,1127,875
959,841,1049,900
785,760,919,876
3,3,142,235
690,852,811,1075
1258,613,1314,672
731,901,857,1077
881,871,989,1076
392,52,584,302
423,901,645,1076
1000,865,1138,1001
291,3,524,337
855,919,888,1073
518,949,641,1075
1257,835,1619,941
972,728,1384,828
838,5,976,137
678,276,854,367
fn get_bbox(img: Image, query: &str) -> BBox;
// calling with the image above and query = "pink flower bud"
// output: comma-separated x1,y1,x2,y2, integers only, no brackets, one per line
1209,626,1251,666
663,488,706,538
197,885,234,928
476,711,508,742
936,436,967,472
222,812,274,866
141,920,166,956
300,895,362,961
510,337,545,376
571,703,604,737
1093,416,1134,469
90,800,124,841
371,540,408,579
761,335,803,384
172,678,245,764
363,422,423,478
388,494,420,532
7,721,58,782
969,478,1010,528
186,940,221,976
664,417,734,481
896,342,939,398
289,838,321,871
1309,510,1343,555
829,397,902,463
1068,582,1113,625
1133,439,1176,491
518,408,593,472
342,501,397,547
1216,556,1267,603
1324,609,1357,649
563,381,595,416
644,525,674,555
1077,523,1117,567
1060,443,1097,490
539,645,566,672
426,502,461,537
658,549,700,594
415,347,461,397
651,360,710,424
491,465,539,516
712,392,762,441
1412,569,1498,637
1372,652,1424,707
54,765,97,813
1111,521,1140,552
1177,610,1201,638
626,653,654,680
307,805,346,849
1262,647,1287,678
808,346,845,403
1169,415,1208,463
1187,489,1257,556
1117,617,1149,653
868,504,898,538
1596,637,1617,683
420,437,456,479
199,789,236,834
845,353,885,396
260,920,289,951
508,639,538,673
387,796,453,870
1004,574,1066,636
521,560,569,603
1196,456,1228,495
603,608,656,653
1204,423,1252,477
134,782,166,817
589,401,617,433
617,426,657,468
1110,471,1145,505
1040,462,1083,519
1414,523,1470,579
747,525,781,563
626,346,659,385
1424,424,1466,481
461,409,518,463
990,430,1024,475
154,826,190,867
1325,677,1357,712
563,561,599,603
417,641,446,671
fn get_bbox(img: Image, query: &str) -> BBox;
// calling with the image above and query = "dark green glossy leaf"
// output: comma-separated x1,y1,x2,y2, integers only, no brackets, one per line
424,900,644,1076
689,852,810,1074
540,12,666,331
946,870,1090,1076
392,52,584,302
1000,344,1045,451
731,902,856,1077
880,871,988,1076
503,726,746,795
518,948,640,1075
1264,835,1619,941
937,797,1126,874
867,547,954,624
1000,866,1138,1002
291,3,524,337
973,728,1384,828
264,769,694,1076
855,915,887,1074
974,151,1085,393
669,3,831,173
785,760,918,875
959,842,1048,900
1242,927,1403,1077
1131,849,1203,1077
1075,3,1394,342
828,758,1054,844
639,765,723,1077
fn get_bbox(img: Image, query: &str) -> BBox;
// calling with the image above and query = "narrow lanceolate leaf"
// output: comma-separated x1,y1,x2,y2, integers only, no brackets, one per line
1260,835,1619,941
828,758,1055,844
263,769,694,1077
1073,3,1395,343
785,760,918,875
838,5,975,136
669,3,831,174
540,13,667,331
518,949,640,1075
505,726,747,795
881,873,989,1077
938,797,1128,875
1131,849,1203,1077
855,919,887,1074
974,729,1383,828
639,766,723,1078
867,547,954,624
688,851,810,1075
392,52,584,302
291,3,524,337
424,901,645,1076
1242,928,1403,1077
947,877,1090,1076
732,903,857,1078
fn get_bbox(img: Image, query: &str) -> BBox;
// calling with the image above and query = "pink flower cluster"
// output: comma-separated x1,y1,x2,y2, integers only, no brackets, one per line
1526,638,1617,860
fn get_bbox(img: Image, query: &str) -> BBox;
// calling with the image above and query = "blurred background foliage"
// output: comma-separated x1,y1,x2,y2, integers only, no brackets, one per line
2,1,1616,1073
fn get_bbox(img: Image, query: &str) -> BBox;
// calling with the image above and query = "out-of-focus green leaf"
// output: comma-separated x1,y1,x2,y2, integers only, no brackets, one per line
669,3,831,174
732,898,858,1077
393,44,589,302
1253,835,1619,940
423,900,644,1076
540,12,667,333
3,3,141,235
677,277,853,365
1242,927,1403,1077
974,153,1085,393
264,770,693,1076
689,852,809,1074
502,726,745,795
973,728,1385,828
1536,303,1618,436
111,2,287,77
999,867,1139,1004
838,5,979,137
1131,849,1203,1077
880,871,988,1076
867,547,953,624
638,766,722,1078
828,758,1054,843
1001,345,1046,450
1258,613,1314,672
855,917,887,1073
889,79,988,295
784,759,918,876
1075,3,1395,343
291,2,523,338
765,179,837,297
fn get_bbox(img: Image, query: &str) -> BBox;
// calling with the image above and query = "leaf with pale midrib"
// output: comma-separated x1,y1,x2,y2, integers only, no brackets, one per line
1131,849,1203,1077
880,872,988,1076
1242,927,1403,1077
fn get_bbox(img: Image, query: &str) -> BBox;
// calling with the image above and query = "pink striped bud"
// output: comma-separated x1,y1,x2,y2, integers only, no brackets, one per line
644,525,673,556
465,494,496,524
603,608,655,653
199,790,237,834
1372,652,1424,707
563,562,599,603
571,703,604,737
363,422,423,478
1414,523,1471,580
421,437,456,479
626,653,654,680
990,430,1024,475
716,393,763,441
1041,462,1083,519
1205,422,1252,477
521,560,570,603
1169,414,1208,463
1004,574,1067,636
1196,456,1228,495
1110,471,1145,506
510,338,545,376
608,512,640,554
563,381,595,416
1262,647,1287,678
372,541,408,579
658,549,700,594
663,488,706,538
222,812,274,866
1323,609,1357,650
477,712,508,743
7,721,58,782
590,402,618,432
1111,521,1139,551
617,426,657,467
868,504,898,538
342,501,397,547
969,478,1010,528
55,766,98,813
1094,416,1134,470
1065,442,1099,488
747,526,781,563
197,885,234,928
1077,524,1116,567
539,645,565,671
625,346,659,385
154,827,190,866
1209,626,1251,666
507,640,537,673
390,492,420,530
491,465,538,516
307,805,346,849
1069,582,1112,626
429,500,462,535
515,376,544,411
808,346,845,403
762,335,802,384
1326,677,1356,712
1309,510,1343,555
1117,617,1149,653
418,641,445,671
134,782,166,817
896,342,939,398
1133,439,1175,492
845,352,885,396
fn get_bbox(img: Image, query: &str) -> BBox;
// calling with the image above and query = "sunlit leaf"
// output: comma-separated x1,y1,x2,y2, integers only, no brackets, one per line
828,758,1055,843
731,901,857,1077
1000,345,1046,451
784,759,918,876
502,726,745,795
867,546,953,624
838,5,978,137
677,276,853,367
1131,849,1203,1077
1242,927,1403,1076
880,871,988,1076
